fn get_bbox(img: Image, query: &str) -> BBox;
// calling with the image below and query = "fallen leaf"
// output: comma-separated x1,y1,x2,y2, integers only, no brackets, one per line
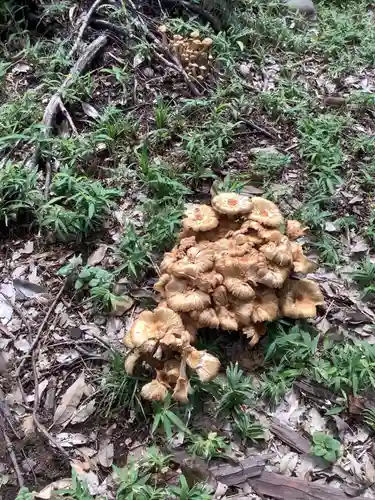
279,452,298,476
35,479,72,499
71,464,100,495
133,53,144,67
130,288,158,302
350,239,369,254
71,399,96,424
111,295,134,316
347,453,362,478
82,102,100,119
12,63,30,74
87,245,108,266
98,439,114,467
13,279,48,300
324,222,338,232
21,415,35,436
363,453,375,483
56,432,88,447
14,338,30,353
53,372,86,426
307,408,326,433
20,241,34,254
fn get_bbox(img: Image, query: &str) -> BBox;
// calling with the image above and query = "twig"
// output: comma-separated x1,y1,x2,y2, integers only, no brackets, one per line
32,35,108,187
1,427,24,487
15,281,67,379
239,119,279,141
68,0,105,60
57,98,78,135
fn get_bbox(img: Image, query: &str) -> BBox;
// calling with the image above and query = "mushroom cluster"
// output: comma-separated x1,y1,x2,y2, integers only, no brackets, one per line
158,26,213,80
124,193,324,402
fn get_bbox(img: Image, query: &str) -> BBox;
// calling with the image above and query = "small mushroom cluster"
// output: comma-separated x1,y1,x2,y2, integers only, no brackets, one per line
124,193,324,402
159,26,213,80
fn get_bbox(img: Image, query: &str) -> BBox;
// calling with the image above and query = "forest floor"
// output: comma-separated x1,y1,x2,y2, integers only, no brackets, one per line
1,0,375,499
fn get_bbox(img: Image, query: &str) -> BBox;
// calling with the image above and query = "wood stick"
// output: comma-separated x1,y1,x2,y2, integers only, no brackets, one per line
68,0,105,59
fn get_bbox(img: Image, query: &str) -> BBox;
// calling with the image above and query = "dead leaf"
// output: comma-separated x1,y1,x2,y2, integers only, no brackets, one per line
324,222,338,232
56,432,88,447
71,463,100,495
347,453,362,478
20,241,34,254
130,288,158,302
279,452,299,476
21,415,35,436
12,63,30,74
71,399,96,424
363,453,375,483
307,408,326,433
133,53,144,67
53,372,86,426
350,239,369,254
98,439,114,467
82,102,100,119
87,245,108,266
13,279,48,300
35,479,72,499
111,295,134,316
14,338,31,353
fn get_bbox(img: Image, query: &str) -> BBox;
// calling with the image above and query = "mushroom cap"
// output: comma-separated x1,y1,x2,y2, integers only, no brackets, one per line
286,220,308,240
224,277,255,300
252,288,279,323
124,351,141,374
216,306,238,330
172,376,190,403
291,243,317,274
194,271,224,293
279,279,324,319
256,261,289,288
123,332,134,348
249,197,284,227
212,193,253,216
234,301,254,326
160,250,178,273
141,379,169,401
167,289,211,312
164,359,181,384
183,204,219,233
259,228,284,244
186,348,220,382
190,30,200,38
197,308,220,328
212,285,228,306
259,238,293,267
201,37,213,47
154,307,186,336
243,323,267,347
128,310,158,347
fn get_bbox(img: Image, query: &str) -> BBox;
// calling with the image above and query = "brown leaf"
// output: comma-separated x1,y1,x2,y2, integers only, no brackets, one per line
53,372,86,426
87,245,108,266
97,439,114,467
71,399,96,424
82,102,100,119
111,296,134,316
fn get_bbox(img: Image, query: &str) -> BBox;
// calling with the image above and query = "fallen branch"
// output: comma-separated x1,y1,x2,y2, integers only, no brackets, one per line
270,419,311,454
68,0,104,60
1,426,24,487
15,281,67,379
248,471,369,500
33,35,108,190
